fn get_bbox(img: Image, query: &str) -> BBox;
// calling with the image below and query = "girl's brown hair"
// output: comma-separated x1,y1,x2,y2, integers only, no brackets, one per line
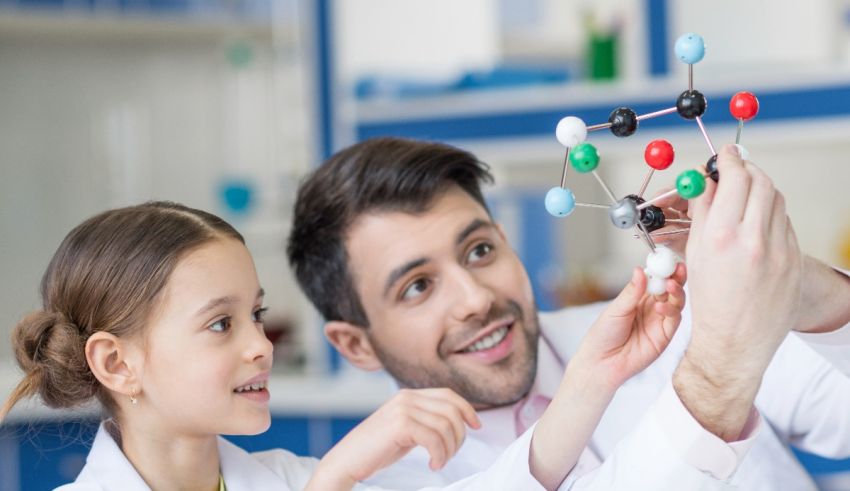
0,201,243,421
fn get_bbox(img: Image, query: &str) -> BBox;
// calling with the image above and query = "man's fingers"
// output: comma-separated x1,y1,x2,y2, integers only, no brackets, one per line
706,144,750,227
687,166,717,234
768,191,788,246
741,162,776,237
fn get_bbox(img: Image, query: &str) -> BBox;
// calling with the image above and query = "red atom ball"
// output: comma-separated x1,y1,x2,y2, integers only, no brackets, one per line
644,139,675,170
729,91,759,121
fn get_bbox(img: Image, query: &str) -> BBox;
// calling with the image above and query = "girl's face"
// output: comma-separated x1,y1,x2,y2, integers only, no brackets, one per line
135,238,273,436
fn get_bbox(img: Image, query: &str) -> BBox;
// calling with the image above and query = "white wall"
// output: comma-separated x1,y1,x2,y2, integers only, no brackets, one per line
334,0,500,83
0,30,312,363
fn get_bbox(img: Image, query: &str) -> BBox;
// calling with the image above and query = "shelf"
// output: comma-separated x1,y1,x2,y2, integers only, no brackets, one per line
0,8,290,44
351,67,850,145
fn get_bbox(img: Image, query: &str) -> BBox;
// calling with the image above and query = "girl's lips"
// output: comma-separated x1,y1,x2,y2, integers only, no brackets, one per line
234,370,270,390
235,387,270,403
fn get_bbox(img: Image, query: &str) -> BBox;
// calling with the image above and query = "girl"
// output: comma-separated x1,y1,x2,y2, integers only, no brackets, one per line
1,201,685,490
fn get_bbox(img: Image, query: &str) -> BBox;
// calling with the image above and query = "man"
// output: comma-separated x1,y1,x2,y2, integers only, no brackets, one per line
287,137,850,489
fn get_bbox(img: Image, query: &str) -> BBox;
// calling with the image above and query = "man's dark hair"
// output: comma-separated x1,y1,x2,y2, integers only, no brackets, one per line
287,137,494,327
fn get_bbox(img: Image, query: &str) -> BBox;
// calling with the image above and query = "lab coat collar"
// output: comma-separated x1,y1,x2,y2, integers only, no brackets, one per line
82,421,156,491
81,421,288,491
218,435,290,490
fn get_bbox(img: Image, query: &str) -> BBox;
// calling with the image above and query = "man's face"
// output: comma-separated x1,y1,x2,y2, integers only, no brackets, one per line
344,186,540,408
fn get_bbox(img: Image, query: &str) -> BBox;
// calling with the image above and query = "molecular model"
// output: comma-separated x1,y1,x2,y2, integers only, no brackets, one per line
545,33,760,295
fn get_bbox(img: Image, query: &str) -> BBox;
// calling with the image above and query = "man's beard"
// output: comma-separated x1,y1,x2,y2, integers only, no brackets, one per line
369,300,540,408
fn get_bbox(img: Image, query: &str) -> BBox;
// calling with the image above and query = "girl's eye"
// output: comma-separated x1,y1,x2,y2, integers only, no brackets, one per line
208,317,232,333
467,242,494,264
252,307,269,323
401,278,430,302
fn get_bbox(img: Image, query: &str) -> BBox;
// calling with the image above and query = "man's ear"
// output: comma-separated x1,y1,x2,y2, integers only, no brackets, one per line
85,332,142,399
324,321,384,371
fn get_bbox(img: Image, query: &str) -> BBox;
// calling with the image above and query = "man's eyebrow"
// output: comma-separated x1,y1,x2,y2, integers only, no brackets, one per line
383,258,428,298
456,218,494,246
380,219,493,299
196,288,265,317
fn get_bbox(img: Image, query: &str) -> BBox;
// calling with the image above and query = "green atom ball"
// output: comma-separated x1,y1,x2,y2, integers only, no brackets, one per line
676,169,706,199
569,142,600,173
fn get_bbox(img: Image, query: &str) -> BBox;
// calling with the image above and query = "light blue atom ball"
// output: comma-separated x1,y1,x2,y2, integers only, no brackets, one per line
545,186,576,217
674,33,705,64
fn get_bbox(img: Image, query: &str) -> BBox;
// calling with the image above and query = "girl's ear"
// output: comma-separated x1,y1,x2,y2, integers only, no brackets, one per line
86,332,143,400
324,321,384,371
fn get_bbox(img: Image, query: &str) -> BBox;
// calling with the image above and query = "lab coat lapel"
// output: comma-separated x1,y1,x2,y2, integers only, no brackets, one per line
83,423,153,491
218,437,292,490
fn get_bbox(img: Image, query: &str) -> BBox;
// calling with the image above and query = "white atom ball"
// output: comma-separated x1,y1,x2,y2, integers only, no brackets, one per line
645,245,678,279
555,116,587,147
647,275,667,295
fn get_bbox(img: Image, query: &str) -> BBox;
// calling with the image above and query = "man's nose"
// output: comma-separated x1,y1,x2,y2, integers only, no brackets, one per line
447,265,495,323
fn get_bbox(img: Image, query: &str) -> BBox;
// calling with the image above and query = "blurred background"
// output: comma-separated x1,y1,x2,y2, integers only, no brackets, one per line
2,0,850,489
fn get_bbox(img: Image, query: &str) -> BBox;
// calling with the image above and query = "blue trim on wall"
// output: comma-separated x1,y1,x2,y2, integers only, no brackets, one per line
356,84,850,142
647,0,669,77
313,0,344,373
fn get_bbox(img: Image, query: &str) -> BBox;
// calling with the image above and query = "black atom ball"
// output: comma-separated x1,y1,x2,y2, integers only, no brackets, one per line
641,205,666,232
608,107,639,137
676,90,707,120
624,194,646,207
705,154,719,182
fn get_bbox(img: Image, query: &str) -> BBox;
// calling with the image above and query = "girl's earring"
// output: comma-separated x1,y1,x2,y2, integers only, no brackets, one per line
129,390,138,406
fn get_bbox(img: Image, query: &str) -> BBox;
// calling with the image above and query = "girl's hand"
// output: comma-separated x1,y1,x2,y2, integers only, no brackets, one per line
572,264,687,393
306,388,481,490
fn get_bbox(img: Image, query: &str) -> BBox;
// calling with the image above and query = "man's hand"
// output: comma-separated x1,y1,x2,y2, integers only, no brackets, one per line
673,144,803,441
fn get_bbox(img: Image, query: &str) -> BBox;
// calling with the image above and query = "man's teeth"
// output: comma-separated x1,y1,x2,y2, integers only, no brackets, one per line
463,326,509,353
235,381,267,392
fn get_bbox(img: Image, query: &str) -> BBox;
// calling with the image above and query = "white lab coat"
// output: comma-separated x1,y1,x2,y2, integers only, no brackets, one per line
367,298,850,490
54,413,549,490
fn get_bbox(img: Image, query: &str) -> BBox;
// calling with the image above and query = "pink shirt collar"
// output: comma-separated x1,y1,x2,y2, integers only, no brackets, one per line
470,333,565,446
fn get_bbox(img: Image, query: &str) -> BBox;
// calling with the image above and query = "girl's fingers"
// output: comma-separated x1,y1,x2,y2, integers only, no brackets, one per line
407,396,468,452
406,419,450,470
419,388,481,429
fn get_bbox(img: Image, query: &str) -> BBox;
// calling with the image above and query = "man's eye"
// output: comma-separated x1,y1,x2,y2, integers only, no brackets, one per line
467,242,494,263
208,317,232,333
401,279,430,301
